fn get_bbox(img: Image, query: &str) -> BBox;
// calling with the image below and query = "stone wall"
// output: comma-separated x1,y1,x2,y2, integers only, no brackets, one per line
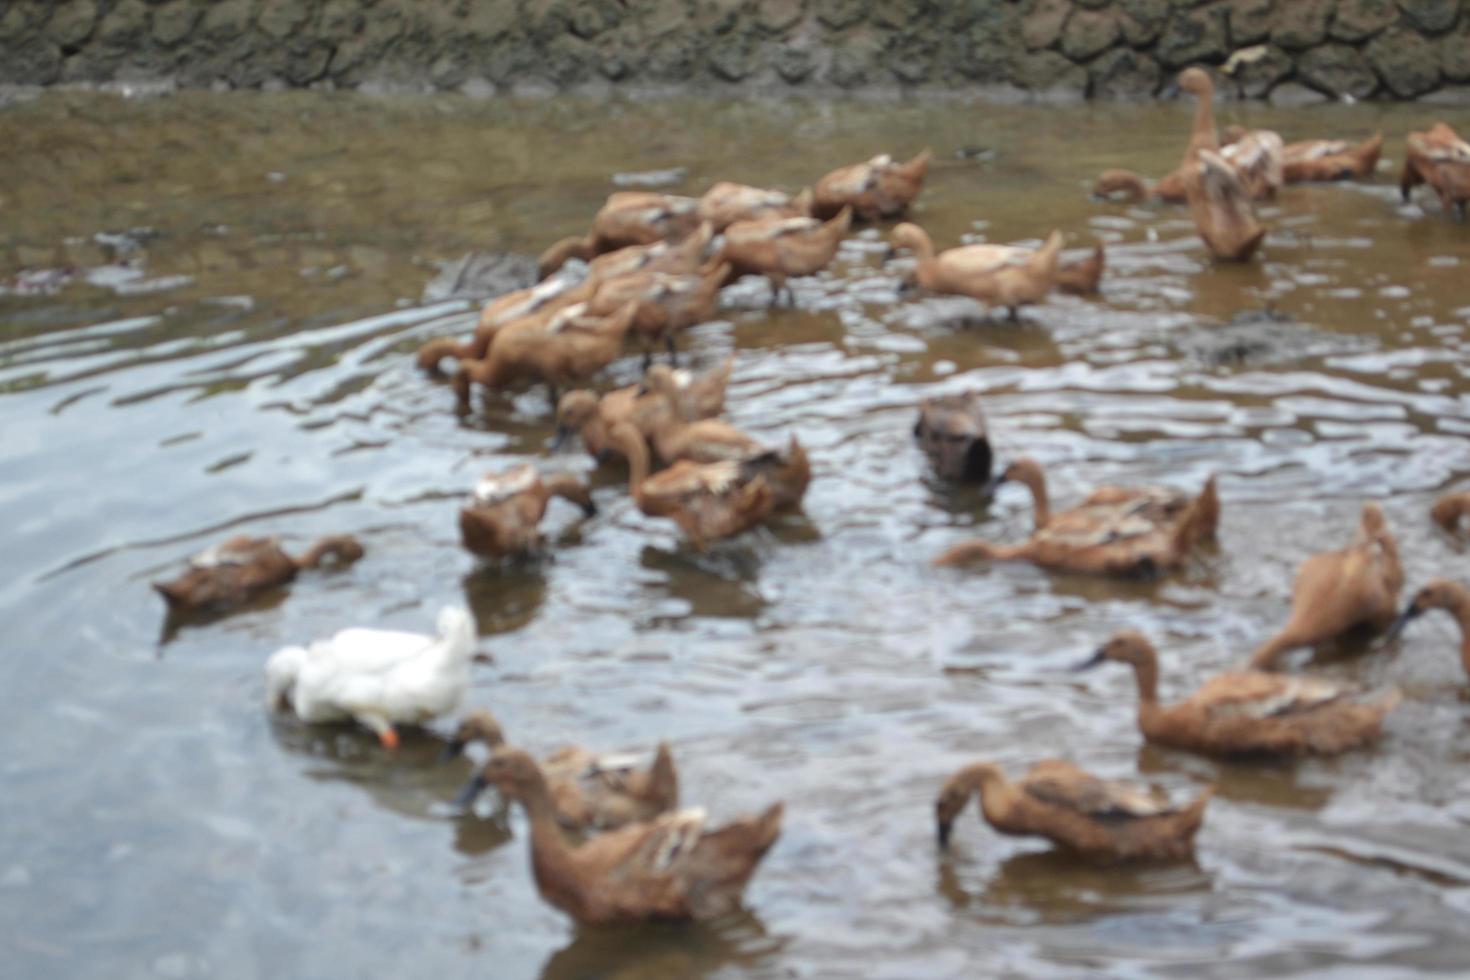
1,0,1467,100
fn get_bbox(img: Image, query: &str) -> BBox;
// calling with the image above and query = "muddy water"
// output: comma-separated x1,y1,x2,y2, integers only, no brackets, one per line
2,90,1470,978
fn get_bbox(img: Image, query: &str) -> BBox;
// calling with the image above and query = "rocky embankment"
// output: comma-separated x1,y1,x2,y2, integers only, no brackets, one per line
2,0,1468,101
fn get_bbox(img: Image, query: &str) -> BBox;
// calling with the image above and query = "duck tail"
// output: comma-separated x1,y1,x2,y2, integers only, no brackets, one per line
1093,169,1151,203
825,206,854,240
791,186,815,217
152,577,189,609
1056,243,1105,295
537,234,594,280
1172,474,1220,555
649,742,680,809
1354,132,1383,176
899,149,932,182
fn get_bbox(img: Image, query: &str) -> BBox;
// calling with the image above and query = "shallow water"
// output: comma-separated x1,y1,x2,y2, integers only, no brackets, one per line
2,90,1470,978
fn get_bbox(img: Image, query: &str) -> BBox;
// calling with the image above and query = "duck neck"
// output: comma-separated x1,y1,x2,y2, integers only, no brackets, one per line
516,771,586,909
969,767,1018,826
1187,85,1218,159
1129,654,1161,708
1016,469,1050,530
608,422,651,507
295,535,356,569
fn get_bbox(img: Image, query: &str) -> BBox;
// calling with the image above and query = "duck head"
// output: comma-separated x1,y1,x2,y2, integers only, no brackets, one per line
1075,629,1156,673
455,746,543,810
552,389,600,450
934,761,1003,849
1386,577,1467,641
440,708,506,763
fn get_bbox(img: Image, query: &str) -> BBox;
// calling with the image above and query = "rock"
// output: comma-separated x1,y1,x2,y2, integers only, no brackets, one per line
756,0,806,32
1060,10,1120,60
1367,25,1441,96
46,0,99,48
1271,0,1332,49
321,0,363,36
1117,0,1170,45
1268,80,1330,105
1226,43,1293,97
569,1,622,40
1441,22,1470,81
149,1,199,45
872,0,925,30
1022,0,1070,50
1156,6,1229,67
257,1,310,40
1298,44,1380,98
98,0,150,46
1227,0,1275,45
1,38,62,84
1331,0,1398,42
288,42,334,85
773,44,815,82
709,33,756,81
200,0,253,42
1089,47,1162,97
1396,0,1461,35
1421,84,1470,104
1015,49,1088,93
815,0,867,30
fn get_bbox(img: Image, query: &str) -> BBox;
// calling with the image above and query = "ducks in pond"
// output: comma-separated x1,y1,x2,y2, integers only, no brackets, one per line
698,181,810,231
584,261,729,364
1078,630,1400,757
538,192,701,279
265,606,477,750
155,534,363,612
933,457,1218,577
446,710,679,832
935,759,1212,862
464,746,781,924
1280,133,1382,183
1248,503,1403,670
914,391,992,484
888,223,1065,320
1432,491,1470,532
1387,579,1470,679
1401,123,1470,219
1218,125,1285,201
812,151,930,221
718,207,852,305
458,465,597,559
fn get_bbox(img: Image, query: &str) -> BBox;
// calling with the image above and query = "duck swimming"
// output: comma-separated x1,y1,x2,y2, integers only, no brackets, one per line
1401,123,1470,219
1077,630,1400,757
812,151,931,221
552,359,731,463
888,223,1064,320
641,357,734,423
460,746,781,924
265,605,477,751
446,710,678,832
719,207,852,305
913,391,992,483
698,182,810,231
1278,133,1383,183
1385,578,1470,680
416,275,592,373
1091,168,1187,205
935,758,1212,862
1218,125,1285,200
606,421,775,549
154,534,363,612
458,465,597,559
584,261,729,364
933,457,1218,577
1173,68,1265,261
538,192,701,279
1248,503,1402,670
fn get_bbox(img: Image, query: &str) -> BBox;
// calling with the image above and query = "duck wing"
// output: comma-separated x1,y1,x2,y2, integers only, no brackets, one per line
1196,671,1347,719
1023,760,1171,819
939,243,1031,276
609,807,709,878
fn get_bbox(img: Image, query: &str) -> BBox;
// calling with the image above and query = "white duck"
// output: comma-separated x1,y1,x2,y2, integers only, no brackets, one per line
265,606,476,750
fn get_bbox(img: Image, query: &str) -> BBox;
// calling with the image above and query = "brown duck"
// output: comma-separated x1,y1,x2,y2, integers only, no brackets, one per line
1174,68,1265,261
584,262,728,364
812,151,931,221
1248,503,1403,670
698,182,810,231
552,359,731,463
154,534,363,612
417,276,594,373
461,746,781,924
888,223,1064,319
1386,578,1470,679
1078,630,1400,757
452,300,638,407
446,710,678,832
641,357,734,423
1218,125,1285,200
606,421,775,549
913,391,993,483
1279,133,1383,183
933,457,1218,577
1432,491,1470,532
458,465,597,559
935,759,1212,862
1401,123,1470,219
719,207,852,305
537,192,701,279
1092,168,1187,205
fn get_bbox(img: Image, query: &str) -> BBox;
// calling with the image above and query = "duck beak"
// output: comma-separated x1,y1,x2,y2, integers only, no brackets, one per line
1073,649,1107,672
548,425,572,452
1383,605,1423,643
438,738,467,764
452,772,490,811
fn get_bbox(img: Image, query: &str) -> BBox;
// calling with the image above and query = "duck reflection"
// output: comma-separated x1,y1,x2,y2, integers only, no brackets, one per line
538,907,782,980
461,561,549,636
1134,744,1334,811
638,542,768,621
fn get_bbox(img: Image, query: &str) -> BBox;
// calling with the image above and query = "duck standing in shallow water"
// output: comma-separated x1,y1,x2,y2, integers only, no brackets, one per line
1432,491,1470,532
913,391,993,484
718,207,852,306
933,457,1218,577
458,465,596,559
464,746,781,924
154,534,363,612
1248,503,1402,670
1174,68,1265,261
537,192,701,279
584,261,729,365
935,759,1212,862
812,151,930,221
1401,123,1470,219
552,359,733,463
1386,579,1470,680
1077,630,1400,757
887,223,1065,320
445,710,678,832
265,606,477,750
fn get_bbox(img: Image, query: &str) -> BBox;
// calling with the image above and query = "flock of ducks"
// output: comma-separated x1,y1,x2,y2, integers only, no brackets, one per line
149,66,1470,927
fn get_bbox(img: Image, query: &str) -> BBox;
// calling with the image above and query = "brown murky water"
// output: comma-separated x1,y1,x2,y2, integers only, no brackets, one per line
3,90,1470,978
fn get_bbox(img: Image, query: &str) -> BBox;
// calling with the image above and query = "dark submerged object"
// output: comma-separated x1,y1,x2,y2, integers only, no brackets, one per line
914,391,993,483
